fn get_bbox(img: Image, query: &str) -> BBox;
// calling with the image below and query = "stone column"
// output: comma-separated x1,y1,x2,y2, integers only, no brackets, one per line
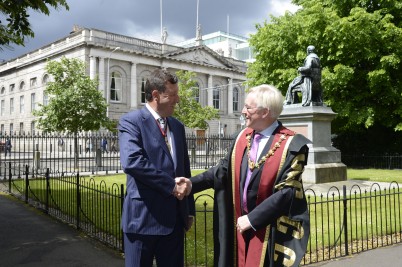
227,78,233,115
207,75,213,107
130,62,137,110
98,57,105,98
89,56,96,80
280,105,347,184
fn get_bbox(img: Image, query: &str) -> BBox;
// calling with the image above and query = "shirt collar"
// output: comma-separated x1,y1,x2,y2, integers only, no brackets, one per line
145,103,163,121
258,120,279,138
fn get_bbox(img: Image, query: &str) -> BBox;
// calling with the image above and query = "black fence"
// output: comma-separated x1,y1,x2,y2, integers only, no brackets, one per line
1,161,402,266
342,153,402,169
0,133,233,174
0,132,121,175
2,133,402,172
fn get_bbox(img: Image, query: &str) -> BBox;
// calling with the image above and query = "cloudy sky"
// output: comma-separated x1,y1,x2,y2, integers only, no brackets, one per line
0,0,299,61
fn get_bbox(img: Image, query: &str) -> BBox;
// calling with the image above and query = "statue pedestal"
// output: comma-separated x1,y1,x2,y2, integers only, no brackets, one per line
280,105,347,184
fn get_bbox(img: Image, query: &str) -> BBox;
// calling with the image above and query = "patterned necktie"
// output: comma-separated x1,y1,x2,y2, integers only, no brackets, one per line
157,117,167,135
242,132,262,213
158,117,171,152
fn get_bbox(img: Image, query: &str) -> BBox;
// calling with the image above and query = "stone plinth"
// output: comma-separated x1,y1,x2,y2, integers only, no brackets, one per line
280,105,347,184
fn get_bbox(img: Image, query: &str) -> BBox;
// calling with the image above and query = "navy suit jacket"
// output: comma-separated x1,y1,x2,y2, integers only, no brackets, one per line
119,107,194,235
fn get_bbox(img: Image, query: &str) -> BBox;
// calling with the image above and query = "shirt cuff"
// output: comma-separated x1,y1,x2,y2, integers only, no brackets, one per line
246,215,256,231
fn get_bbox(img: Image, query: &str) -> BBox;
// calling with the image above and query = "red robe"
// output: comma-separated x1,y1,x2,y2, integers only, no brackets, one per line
192,122,310,267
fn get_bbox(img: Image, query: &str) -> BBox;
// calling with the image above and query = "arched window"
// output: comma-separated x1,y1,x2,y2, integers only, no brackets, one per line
19,81,25,91
213,86,220,109
0,87,5,95
141,77,146,103
110,71,122,102
233,87,239,111
193,83,200,103
42,74,49,85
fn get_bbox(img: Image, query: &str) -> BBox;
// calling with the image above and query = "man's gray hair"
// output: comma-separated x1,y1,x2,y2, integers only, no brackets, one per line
248,84,284,119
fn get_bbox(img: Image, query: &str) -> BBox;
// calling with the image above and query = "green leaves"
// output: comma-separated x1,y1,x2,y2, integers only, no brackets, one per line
0,0,69,47
33,57,113,134
173,70,219,129
248,0,402,132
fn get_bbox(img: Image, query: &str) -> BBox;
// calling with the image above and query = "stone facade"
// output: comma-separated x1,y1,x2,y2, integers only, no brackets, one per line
0,27,247,136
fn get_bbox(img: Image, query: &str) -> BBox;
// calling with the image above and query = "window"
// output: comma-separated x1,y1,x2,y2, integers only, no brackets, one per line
19,81,25,90
9,123,13,134
9,84,15,92
43,93,49,106
0,99,4,116
20,122,24,133
193,83,200,103
0,87,5,95
0,124,4,134
10,98,14,114
31,93,36,111
213,87,220,109
141,77,146,103
233,87,239,112
42,74,49,85
30,77,37,88
20,96,24,114
31,121,35,134
110,71,122,101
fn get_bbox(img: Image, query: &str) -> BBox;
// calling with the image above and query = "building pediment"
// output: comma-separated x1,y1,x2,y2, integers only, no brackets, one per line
165,45,236,70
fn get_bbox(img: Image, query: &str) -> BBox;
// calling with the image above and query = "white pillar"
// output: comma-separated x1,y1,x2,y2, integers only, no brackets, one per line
130,62,138,109
89,56,96,80
98,57,105,98
207,75,213,107
227,78,233,114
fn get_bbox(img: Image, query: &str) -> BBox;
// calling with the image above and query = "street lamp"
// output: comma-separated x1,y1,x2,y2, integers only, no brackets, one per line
106,46,120,117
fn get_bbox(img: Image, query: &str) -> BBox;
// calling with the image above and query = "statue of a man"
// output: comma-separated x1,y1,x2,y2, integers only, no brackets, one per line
161,27,168,44
284,45,323,106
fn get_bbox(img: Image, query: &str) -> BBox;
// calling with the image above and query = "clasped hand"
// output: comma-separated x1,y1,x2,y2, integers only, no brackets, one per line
173,177,192,200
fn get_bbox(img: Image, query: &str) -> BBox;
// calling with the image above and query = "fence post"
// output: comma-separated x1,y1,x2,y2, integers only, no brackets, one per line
121,183,125,252
8,162,11,193
343,185,349,255
76,172,80,230
45,168,50,214
25,165,29,203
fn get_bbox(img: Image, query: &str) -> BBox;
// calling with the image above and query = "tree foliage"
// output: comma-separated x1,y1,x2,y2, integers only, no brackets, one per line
33,57,113,133
174,70,219,129
0,0,69,48
247,0,402,131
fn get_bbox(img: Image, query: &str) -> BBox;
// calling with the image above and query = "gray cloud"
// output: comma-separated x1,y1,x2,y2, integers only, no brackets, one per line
0,0,298,61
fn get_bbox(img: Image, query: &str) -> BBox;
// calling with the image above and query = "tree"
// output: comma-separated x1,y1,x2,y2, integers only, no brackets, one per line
247,0,402,132
33,56,113,169
0,0,69,49
174,70,219,129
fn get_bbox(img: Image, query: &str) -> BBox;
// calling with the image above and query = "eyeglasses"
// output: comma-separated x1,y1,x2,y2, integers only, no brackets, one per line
243,105,259,113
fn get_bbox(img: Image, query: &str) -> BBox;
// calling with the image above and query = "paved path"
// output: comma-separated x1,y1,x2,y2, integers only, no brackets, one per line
0,192,124,267
1,179,401,267
308,243,402,267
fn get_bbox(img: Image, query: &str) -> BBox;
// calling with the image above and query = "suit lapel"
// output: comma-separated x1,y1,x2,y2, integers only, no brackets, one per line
141,108,173,161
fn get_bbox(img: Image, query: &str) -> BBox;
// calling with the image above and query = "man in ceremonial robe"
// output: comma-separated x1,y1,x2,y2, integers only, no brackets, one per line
191,84,311,267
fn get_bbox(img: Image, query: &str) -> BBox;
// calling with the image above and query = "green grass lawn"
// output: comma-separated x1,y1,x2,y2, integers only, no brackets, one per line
13,168,402,266
347,168,402,182
89,168,402,186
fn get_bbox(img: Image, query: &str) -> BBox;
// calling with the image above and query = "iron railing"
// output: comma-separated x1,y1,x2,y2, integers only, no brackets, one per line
0,133,231,173
2,133,402,172
1,161,402,266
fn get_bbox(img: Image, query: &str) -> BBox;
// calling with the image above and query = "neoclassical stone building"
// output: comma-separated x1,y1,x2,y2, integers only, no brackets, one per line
0,27,247,136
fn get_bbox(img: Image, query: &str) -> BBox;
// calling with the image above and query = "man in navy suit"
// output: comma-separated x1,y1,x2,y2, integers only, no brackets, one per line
119,68,194,267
